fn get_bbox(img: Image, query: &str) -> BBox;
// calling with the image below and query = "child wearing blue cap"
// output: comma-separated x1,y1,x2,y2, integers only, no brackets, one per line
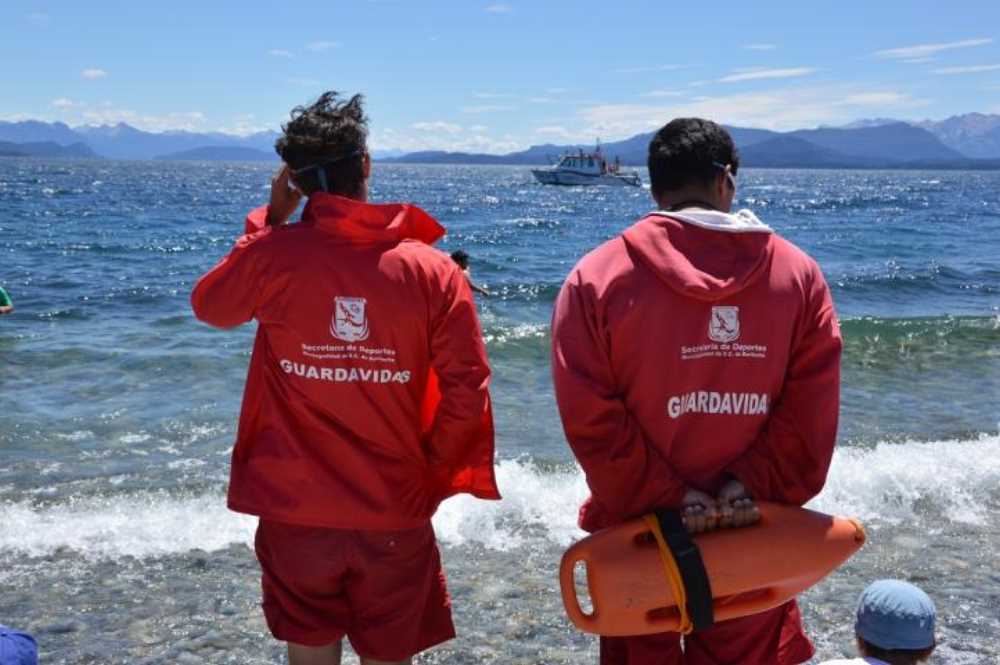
0,625,37,665
820,579,936,665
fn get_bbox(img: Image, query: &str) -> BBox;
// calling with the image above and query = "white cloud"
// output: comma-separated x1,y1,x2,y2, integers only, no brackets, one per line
306,41,339,52
744,43,777,51
51,98,82,109
35,101,267,135
411,121,464,134
546,87,570,95
641,90,684,98
81,69,108,80
875,38,992,60
576,86,928,135
219,114,273,136
614,64,688,74
534,126,587,140
468,124,489,132
460,105,517,113
268,49,294,58
67,106,208,132
717,67,815,83
932,63,1000,75
485,3,512,12
901,57,935,64
528,97,556,104
370,127,520,154
88,110,207,132
840,92,911,105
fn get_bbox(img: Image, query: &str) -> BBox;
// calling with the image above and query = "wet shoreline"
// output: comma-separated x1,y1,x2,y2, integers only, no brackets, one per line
4,516,997,664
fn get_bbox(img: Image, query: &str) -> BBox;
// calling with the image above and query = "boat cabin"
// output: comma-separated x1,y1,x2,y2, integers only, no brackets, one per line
555,148,622,175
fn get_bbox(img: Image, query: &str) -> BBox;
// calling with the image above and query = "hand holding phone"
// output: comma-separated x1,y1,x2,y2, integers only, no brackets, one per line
265,163,303,226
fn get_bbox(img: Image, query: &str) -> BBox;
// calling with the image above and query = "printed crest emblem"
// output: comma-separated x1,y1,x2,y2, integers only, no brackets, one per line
708,306,740,343
331,297,370,342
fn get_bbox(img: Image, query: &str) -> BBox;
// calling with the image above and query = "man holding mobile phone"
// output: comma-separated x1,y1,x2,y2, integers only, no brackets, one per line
192,91,500,665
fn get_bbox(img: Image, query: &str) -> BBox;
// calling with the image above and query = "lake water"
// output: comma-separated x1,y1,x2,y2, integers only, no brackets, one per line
1,161,998,663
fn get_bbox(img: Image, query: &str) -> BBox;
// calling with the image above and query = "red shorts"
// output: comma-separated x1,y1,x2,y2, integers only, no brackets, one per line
254,519,455,660
599,600,814,665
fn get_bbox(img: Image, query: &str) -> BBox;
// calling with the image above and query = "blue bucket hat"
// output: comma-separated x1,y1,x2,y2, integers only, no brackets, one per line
0,625,37,665
855,579,936,650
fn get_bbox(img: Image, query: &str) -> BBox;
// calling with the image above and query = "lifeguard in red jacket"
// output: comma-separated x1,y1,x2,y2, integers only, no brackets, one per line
191,92,499,665
551,118,842,665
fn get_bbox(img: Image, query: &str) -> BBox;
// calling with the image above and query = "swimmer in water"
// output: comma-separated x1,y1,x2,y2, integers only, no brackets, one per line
450,250,491,297
0,286,13,315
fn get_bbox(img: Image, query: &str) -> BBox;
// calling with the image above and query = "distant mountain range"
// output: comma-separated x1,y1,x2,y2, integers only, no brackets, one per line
385,116,1000,169
0,140,97,159
1,114,1000,168
0,121,281,160
154,146,275,161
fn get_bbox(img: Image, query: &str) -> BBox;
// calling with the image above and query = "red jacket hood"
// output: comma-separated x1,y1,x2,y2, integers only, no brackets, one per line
623,209,775,302
300,192,445,245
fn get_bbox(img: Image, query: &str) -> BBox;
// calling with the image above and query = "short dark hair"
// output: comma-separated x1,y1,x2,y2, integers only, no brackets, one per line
450,250,469,268
647,118,739,199
860,637,935,664
275,91,368,197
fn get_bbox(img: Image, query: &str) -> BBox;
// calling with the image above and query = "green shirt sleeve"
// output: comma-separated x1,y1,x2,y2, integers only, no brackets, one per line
0,286,12,307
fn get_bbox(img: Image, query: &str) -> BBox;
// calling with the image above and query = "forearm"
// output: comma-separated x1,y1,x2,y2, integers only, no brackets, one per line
427,273,494,467
190,225,269,328
561,400,689,519
427,369,492,467
726,294,842,504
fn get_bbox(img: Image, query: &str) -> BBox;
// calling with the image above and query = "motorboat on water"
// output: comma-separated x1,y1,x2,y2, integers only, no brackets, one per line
532,144,641,187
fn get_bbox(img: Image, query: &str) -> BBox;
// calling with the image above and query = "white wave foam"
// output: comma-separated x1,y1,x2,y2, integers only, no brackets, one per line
807,433,1000,526
1,435,997,559
2,491,256,559
434,459,589,549
482,322,549,346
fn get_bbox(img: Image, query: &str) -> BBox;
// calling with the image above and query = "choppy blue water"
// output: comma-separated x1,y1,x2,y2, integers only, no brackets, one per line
1,161,999,663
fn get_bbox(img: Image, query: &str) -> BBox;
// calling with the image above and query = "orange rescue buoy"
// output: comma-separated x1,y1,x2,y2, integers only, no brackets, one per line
559,502,865,636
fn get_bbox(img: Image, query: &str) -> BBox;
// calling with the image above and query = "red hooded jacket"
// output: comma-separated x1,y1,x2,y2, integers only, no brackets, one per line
552,208,841,534
192,193,500,530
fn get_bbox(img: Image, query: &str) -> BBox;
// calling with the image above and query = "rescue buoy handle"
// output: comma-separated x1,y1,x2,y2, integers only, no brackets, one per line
646,510,715,633
559,546,597,629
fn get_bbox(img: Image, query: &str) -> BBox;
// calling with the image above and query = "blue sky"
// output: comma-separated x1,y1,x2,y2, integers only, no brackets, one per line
2,1,1000,152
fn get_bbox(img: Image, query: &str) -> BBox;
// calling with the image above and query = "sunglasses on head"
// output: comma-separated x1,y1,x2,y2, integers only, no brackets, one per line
712,161,737,190
290,149,365,193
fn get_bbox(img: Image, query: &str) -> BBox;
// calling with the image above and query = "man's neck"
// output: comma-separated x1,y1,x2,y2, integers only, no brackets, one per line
657,189,727,212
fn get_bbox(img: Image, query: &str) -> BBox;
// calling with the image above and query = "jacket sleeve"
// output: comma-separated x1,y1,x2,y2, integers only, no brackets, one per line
551,270,689,521
725,266,842,505
190,206,272,329
426,264,495,473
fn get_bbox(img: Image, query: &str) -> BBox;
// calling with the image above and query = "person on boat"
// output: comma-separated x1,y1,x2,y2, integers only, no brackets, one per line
0,286,13,315
818,579,936,665
191,91,500,665
551,117,842,664
450,250,491,297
